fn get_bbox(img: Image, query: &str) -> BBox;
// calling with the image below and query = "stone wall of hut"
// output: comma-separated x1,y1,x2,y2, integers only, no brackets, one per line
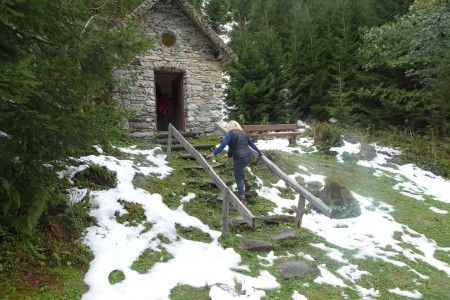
113,1,225,139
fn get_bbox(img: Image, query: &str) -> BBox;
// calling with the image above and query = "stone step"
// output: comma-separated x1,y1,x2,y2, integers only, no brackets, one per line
160,144,216,151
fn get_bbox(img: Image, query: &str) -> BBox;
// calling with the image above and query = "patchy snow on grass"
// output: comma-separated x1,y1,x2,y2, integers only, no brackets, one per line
62,134,450,300
388,287,422,299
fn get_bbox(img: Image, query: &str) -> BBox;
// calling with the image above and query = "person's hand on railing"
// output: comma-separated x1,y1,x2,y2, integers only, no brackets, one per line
206,154,214,160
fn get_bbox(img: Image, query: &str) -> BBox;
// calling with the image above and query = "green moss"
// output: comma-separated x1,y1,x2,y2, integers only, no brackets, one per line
115,200,146,226
131,246,174,274
169,284,210,300
108,270,125,285
175,224,213,243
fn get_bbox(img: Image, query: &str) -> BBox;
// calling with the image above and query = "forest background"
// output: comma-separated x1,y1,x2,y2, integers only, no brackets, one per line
0,0,449,296
201,0,449,172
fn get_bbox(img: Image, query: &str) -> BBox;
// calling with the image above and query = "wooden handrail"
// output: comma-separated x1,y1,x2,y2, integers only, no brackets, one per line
214,122,333,219
167,124,256,236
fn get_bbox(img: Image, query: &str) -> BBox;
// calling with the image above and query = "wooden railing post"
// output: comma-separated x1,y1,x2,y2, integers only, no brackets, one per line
167,124,173,157
295,195,306,227
221,189,230,238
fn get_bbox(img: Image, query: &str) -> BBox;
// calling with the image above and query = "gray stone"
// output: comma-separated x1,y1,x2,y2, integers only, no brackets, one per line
306,181,323,191
278,260,320,280
270,229,299,241
239,239,273,251
132,122,151,129
196,116,210,122
229,216,247,227
360,144,377,161
317,180,361,219
130,132,154,139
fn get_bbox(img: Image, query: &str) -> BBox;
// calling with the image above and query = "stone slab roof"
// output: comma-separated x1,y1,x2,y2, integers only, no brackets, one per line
128,0,238,67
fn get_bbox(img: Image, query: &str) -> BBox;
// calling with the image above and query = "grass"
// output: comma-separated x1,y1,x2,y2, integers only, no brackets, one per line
131,246,174,274
169,284,210,299
0,266,88,300
2,131,449,299
371,127,450,179
295,152,450,248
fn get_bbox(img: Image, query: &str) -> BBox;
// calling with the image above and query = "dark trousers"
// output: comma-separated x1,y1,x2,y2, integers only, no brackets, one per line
233,155,252,198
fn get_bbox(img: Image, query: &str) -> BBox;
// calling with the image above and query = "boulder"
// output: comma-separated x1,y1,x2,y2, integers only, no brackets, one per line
270,229,299,241
317,180,361,218
278,260,320,280
239,239,273,251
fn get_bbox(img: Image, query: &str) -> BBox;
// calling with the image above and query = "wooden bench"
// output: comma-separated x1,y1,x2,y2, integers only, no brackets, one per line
243,124,301,146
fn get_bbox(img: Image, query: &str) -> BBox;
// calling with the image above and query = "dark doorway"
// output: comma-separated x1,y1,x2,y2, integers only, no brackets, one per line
155,72,184,131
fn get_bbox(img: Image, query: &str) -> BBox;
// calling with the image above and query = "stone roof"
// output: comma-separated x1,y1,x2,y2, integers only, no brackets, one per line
128,0,238,67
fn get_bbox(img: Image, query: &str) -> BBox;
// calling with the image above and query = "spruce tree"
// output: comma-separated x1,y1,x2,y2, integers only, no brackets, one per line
225,0,289,124
361,0,449,137
205,0,230,34
0,0,151,233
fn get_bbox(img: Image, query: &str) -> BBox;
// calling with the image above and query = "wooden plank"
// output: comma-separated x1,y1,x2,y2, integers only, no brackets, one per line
169,124,256,227
200,191,256,198
215,122,333,218
184,163,224,170
244,124,298,131
161,144,216,151
205,178,234,186
249,132,301,138
256,215,296,223
179,154,196,160
157,139,180,144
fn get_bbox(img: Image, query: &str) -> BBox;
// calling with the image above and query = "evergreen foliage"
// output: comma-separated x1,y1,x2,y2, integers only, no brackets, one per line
0,0,151,233
1,0,446,232
361,0,450,138
225,0,289,124
204,0,230,34
220,0,416,127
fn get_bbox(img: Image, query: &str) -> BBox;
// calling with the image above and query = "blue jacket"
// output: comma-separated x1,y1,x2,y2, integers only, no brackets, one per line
213,129,261,159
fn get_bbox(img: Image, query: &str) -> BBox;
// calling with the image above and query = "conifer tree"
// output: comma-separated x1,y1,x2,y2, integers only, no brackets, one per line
205,0,230,34
361,0,449,137
0,0,151,233
225,0,289,124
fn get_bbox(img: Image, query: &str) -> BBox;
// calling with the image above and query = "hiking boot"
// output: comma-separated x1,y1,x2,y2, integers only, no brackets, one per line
239,197,248,206
244,180,252,192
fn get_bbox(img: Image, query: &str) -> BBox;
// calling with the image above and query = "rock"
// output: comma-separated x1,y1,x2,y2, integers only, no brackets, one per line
278,260,320,280
270,229,299,241
334,136,345,147
229,216,247,226
239,239,273,251
255,215,295,224
306,181,323,191
360,144,377,161
316,180,361,219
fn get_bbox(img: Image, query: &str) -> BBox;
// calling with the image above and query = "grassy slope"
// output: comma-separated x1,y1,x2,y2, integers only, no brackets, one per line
1,134,449,299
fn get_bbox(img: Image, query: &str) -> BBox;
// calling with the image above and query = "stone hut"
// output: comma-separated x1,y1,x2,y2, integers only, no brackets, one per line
114,0,238,139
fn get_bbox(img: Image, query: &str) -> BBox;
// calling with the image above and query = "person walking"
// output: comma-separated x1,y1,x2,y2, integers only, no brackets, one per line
206,120,263,205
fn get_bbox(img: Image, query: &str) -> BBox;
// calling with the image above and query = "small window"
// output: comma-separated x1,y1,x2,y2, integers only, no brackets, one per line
161,32,176,48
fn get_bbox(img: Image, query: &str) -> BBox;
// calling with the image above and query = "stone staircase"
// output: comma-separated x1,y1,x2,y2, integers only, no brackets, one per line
153,131,217,152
